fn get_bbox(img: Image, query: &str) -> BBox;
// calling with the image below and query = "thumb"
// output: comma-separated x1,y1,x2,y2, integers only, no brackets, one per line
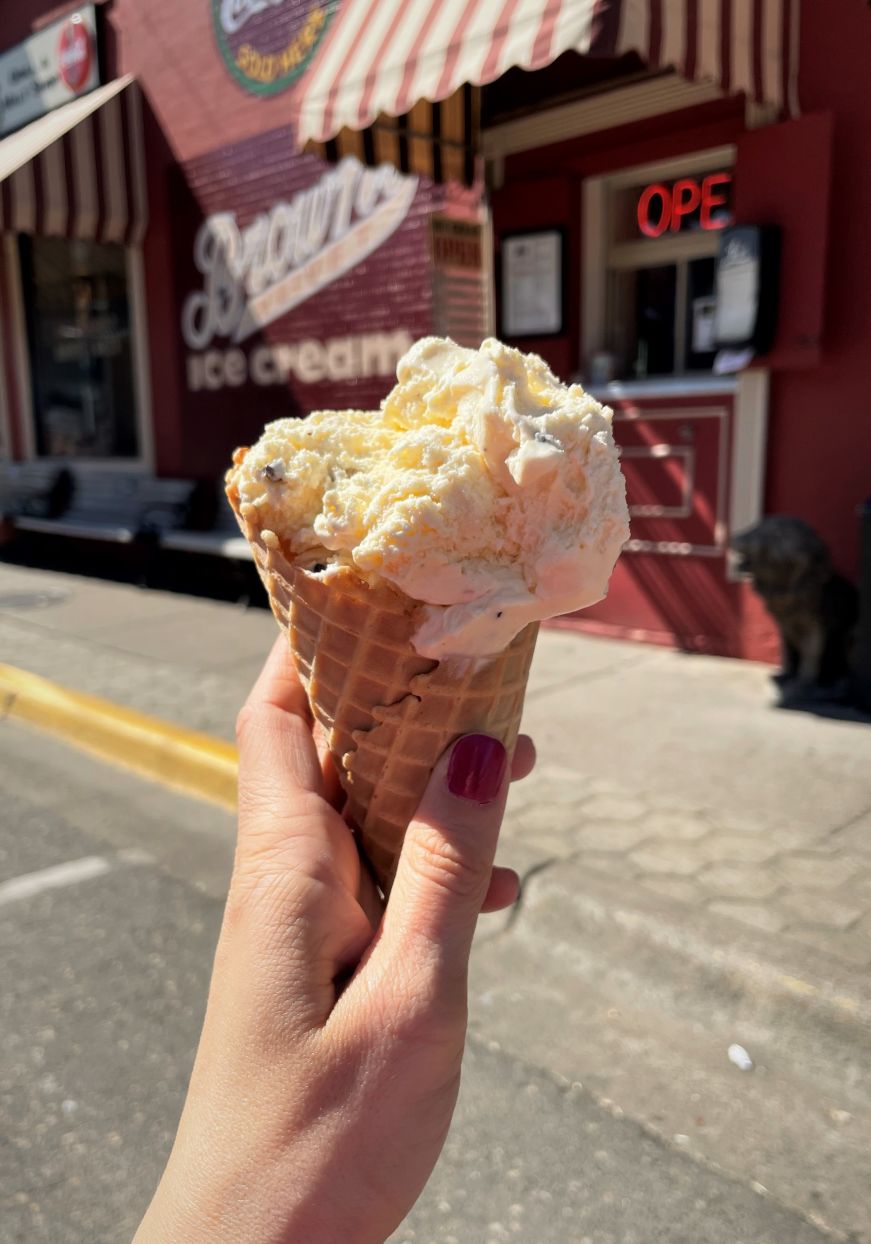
376,734,510,989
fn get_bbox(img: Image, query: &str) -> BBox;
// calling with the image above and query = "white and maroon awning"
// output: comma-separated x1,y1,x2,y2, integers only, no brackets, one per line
295,0,800,183
0,75,148,246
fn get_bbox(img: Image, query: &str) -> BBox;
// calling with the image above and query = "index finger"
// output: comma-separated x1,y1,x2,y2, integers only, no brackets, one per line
236,634,325,810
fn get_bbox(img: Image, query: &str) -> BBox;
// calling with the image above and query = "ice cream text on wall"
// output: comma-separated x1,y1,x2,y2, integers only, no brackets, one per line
182,157,418,392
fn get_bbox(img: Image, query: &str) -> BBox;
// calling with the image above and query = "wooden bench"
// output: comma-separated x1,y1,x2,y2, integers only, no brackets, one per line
15,471,195,543
0,462,67,520
161,491,252,560
137,478,198,537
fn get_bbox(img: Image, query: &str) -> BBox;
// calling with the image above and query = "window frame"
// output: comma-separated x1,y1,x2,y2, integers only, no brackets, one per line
582,146,736,382
6,232,153,469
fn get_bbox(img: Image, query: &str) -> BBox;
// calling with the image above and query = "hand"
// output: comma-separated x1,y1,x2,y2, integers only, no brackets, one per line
134,636,535,1244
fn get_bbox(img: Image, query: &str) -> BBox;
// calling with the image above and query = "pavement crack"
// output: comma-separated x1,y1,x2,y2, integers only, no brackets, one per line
504,856,561,932
472,856,562,947
822,804,871,841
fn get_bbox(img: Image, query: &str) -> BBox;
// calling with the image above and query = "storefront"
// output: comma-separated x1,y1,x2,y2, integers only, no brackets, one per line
292,0,862,664
1,0,869,665
0,8,150,469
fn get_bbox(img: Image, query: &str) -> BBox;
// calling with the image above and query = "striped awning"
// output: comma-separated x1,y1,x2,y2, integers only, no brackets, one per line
295,0,800,184
0,76,148,246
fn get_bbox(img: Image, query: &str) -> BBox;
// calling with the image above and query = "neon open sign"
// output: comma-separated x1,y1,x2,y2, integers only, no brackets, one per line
636,172,733,238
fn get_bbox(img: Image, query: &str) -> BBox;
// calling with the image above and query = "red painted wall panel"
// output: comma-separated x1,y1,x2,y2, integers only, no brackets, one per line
734,113,833,370
760,0,871,578
491,176,579,380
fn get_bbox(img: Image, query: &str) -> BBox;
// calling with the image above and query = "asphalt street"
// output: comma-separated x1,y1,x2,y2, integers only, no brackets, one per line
0,720,844,1244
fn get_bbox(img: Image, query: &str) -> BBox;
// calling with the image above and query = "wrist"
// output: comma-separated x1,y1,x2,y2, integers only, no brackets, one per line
134,1148,391,1244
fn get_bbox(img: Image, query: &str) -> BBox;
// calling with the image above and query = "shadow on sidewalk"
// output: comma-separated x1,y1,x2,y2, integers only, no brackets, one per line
1,540,270,609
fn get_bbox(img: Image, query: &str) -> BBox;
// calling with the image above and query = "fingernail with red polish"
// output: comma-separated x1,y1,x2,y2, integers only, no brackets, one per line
447,734,508,804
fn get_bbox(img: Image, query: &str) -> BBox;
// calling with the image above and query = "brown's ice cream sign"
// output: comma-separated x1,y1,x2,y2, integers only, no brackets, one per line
181,156,420,393
174,120,481,472
212,0,336,95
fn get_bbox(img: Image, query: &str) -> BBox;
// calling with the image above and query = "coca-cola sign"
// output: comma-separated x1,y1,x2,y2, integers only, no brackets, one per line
0,5,99,138
58,14,93,93
211,0,336,95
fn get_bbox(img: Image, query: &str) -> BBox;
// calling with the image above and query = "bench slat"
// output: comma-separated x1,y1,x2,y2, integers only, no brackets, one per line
11,471,195,542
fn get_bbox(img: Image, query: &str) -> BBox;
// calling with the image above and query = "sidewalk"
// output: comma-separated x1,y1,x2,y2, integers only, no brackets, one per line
2,558,869,972
3,558,870,1239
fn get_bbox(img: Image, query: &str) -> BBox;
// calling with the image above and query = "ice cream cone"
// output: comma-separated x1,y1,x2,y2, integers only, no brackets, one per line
227,474,538,892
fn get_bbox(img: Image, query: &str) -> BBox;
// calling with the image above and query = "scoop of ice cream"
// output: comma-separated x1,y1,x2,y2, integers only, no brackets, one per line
229,336,629,657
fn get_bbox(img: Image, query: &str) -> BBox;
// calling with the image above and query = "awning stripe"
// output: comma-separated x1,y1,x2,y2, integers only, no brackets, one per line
395,4,451,115
40,141,67,237
661,0,686,80
297,0,798,187
783,0,799,118
496,0,552,78
434,0,486,105
0,77,147,246
11,164,37,235
720,0,733,94
100,94,128,244
684,0,699,81
125,85,148,247
357,0,416,127
71,114,99,240
530,0,565,69
697,0,721,90
296,0,798,147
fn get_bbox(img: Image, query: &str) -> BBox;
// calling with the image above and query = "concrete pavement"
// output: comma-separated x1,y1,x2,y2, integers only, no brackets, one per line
2,559,870,970
0,721,847,1244
1,557,871,1239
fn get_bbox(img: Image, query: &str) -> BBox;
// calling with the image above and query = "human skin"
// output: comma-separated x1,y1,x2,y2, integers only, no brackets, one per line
133,636,534,1244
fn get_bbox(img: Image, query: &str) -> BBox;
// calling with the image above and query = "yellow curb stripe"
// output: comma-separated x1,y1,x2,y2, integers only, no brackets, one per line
0,663,238,809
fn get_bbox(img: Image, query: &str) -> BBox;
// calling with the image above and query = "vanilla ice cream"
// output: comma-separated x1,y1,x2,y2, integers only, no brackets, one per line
228,336,629,658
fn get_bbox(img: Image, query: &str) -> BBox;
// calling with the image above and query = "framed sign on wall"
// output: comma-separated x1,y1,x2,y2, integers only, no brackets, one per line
501,229,564,337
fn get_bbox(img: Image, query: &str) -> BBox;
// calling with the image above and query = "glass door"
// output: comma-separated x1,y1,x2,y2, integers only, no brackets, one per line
19,236,139,459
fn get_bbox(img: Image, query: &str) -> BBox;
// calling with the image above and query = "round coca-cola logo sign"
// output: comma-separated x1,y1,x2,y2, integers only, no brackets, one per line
58,14,93,93
212,0,335,96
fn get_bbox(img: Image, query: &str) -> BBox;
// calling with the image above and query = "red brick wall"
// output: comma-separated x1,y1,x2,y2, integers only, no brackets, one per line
108,0,329,163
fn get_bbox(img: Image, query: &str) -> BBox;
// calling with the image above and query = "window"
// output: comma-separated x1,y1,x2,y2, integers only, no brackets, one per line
583,149,735,382
19,236,139,459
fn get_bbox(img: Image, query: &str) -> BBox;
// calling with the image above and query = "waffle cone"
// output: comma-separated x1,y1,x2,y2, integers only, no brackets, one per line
227,470,538,892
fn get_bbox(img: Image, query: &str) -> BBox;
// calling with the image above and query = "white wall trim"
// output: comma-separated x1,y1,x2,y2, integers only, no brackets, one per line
581,176,607,371
481,202,497,338
730,367,769,535
483,76,726,161
3,233,35,460
126,246,155,471
581,146,735,374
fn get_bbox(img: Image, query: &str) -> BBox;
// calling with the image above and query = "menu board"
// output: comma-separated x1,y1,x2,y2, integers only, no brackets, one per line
502,231,563,336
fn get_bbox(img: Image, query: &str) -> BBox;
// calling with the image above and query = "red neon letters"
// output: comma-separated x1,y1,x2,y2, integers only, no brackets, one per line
636,172,732,238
